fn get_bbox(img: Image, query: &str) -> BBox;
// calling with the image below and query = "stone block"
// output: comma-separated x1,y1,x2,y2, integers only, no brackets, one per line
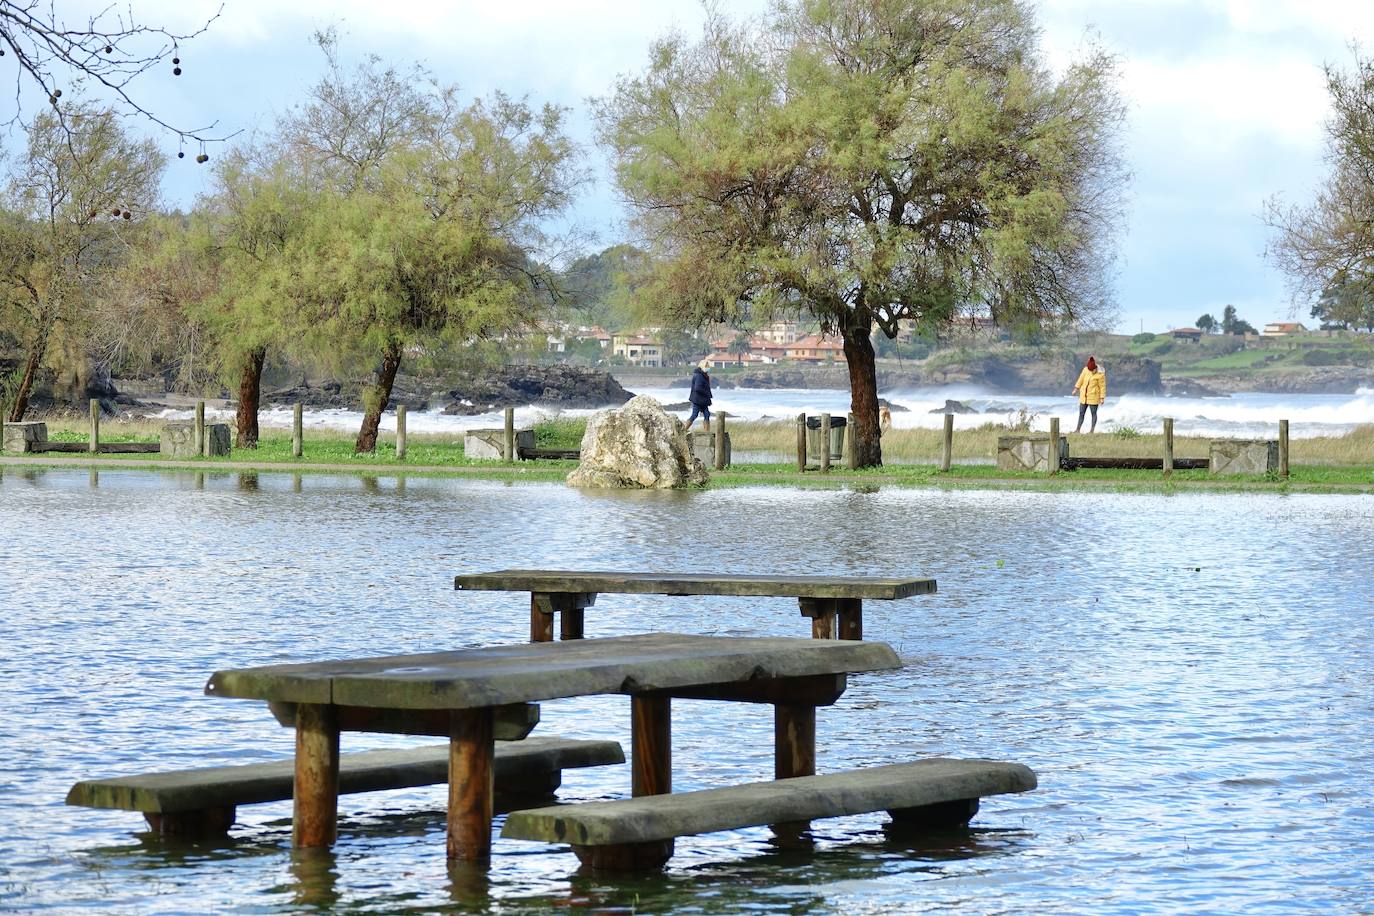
161,421,232,458
996,435,1068,472
1209,439,1278,475
1,421,47,453
464,427,535,460
689,431,731,468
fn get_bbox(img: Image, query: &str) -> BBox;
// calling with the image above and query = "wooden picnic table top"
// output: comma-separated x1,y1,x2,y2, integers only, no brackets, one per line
453,570,936,600
204,633,900,710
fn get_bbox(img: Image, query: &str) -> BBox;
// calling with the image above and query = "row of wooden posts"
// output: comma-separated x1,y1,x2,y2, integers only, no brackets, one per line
1042,415,1292,478
790,412,957,473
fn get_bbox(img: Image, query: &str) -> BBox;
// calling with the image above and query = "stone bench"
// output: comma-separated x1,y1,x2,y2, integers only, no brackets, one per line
67,736,625,837
502,757,1036,871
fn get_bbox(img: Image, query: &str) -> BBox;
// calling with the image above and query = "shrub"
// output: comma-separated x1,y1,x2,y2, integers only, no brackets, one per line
1301,348,1344,366
1131,332,1156,344
1113,426,1141,439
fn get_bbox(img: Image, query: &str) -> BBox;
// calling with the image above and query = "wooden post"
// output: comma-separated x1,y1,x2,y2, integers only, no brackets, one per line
292,403,303,458
88,398,99,454
845,412,856,470
194,400,205,457
836,597,863,640
774,704,816,779
504,407,515,464
820,413,831,473
799,597,837,639
1163,417,1174,478
941,413,953,472
447,707,495,861
1047,416,1060,475
631,696,671,797
529,594,555,643
1279,419,1290,478
796,413,807,471
292,703,340,849
396,404,407,461
714,412,726,471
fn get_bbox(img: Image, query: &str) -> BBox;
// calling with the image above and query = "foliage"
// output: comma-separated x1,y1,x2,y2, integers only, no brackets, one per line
1196,313,1217,334
1266,49,1374,316
1220,304,1256,336
1131,332,1156,344
0,99,164,419
596,0,1128,466
1112,425,1141,439
559,244,651,330
1310,270,1374,331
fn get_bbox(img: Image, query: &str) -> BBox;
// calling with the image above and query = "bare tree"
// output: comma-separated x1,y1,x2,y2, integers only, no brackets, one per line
0,1,229,145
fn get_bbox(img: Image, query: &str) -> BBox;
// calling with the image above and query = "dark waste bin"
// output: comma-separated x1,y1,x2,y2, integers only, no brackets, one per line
805,415,846,461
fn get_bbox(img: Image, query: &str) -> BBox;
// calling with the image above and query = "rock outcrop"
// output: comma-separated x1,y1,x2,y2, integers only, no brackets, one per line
445,365,632,414
929,399,977,414
567,396,709,489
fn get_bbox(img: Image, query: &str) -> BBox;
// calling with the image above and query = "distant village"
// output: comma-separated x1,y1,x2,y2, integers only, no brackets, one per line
541,316,1351,370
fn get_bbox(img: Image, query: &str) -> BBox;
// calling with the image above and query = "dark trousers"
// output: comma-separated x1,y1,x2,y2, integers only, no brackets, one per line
1076,403,1099,432
687,403,711,426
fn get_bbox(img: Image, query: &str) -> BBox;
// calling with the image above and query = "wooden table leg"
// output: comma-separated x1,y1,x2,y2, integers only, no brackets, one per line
798,597,837,639
293,703,340,849
773,703,816,845
448,707,495,861
560,606,585,640
529,593,555,642
774,704,816,779
837,598,863,640
631,696,671,797
531,591,596,642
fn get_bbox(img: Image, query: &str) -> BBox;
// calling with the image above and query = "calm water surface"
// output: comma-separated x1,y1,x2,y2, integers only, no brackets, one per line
2,469,1372,914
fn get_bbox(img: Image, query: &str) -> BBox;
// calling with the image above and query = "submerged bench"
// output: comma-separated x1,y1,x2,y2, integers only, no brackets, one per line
502,757,1036,871
454,570,938,641
68,736,625,837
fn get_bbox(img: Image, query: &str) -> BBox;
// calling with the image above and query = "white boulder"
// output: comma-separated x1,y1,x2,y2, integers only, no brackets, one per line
567,395,709,489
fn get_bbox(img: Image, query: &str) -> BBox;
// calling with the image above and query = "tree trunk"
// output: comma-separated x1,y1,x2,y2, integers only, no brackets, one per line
235,346,268,449
355,340,403,454
842,324,883,468
7,327,50,423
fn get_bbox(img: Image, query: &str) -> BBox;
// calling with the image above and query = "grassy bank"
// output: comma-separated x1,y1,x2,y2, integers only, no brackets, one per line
5,416,1371,491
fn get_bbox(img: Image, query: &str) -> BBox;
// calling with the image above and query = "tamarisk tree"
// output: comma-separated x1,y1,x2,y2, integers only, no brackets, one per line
598,0,1127,466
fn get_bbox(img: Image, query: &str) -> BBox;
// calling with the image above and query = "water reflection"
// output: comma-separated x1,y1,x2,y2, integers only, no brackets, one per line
289,849,340,909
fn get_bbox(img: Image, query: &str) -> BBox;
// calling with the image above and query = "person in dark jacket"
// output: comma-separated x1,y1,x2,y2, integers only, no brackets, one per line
686,359,713,429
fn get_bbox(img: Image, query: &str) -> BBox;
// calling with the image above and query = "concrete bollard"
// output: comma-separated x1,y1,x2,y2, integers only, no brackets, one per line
1163,417,1174,478
396,404,408,461
89,399,100,454
796,413,807,472
292,403,303,458
941,413,953,472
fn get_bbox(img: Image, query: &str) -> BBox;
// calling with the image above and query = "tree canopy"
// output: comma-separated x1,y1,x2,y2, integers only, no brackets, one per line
1267,50,1374,318
596,0,1127,466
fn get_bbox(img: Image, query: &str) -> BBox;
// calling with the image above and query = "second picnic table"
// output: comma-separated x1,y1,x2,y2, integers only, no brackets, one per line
453,570,937,641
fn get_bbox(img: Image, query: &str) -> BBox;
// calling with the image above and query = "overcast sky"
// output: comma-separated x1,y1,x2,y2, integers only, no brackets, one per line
11,0,1374,334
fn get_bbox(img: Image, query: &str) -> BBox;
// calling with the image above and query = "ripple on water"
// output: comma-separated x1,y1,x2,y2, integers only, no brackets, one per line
2,471,1374,912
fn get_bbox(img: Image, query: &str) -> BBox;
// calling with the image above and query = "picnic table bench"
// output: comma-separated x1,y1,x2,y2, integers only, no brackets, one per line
453,570,937,642
67,736,625,837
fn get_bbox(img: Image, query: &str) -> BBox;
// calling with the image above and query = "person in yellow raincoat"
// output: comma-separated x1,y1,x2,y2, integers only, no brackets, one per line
1071,356,1107,432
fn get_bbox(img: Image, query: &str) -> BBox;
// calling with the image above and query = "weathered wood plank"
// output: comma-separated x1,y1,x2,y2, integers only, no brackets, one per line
501,758,1037,847
205,634,901,709
66,737,626,814
267,701,539,739
32,441,160,453
519,447,580,460
455,570,936,600
1063,456,1210,470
